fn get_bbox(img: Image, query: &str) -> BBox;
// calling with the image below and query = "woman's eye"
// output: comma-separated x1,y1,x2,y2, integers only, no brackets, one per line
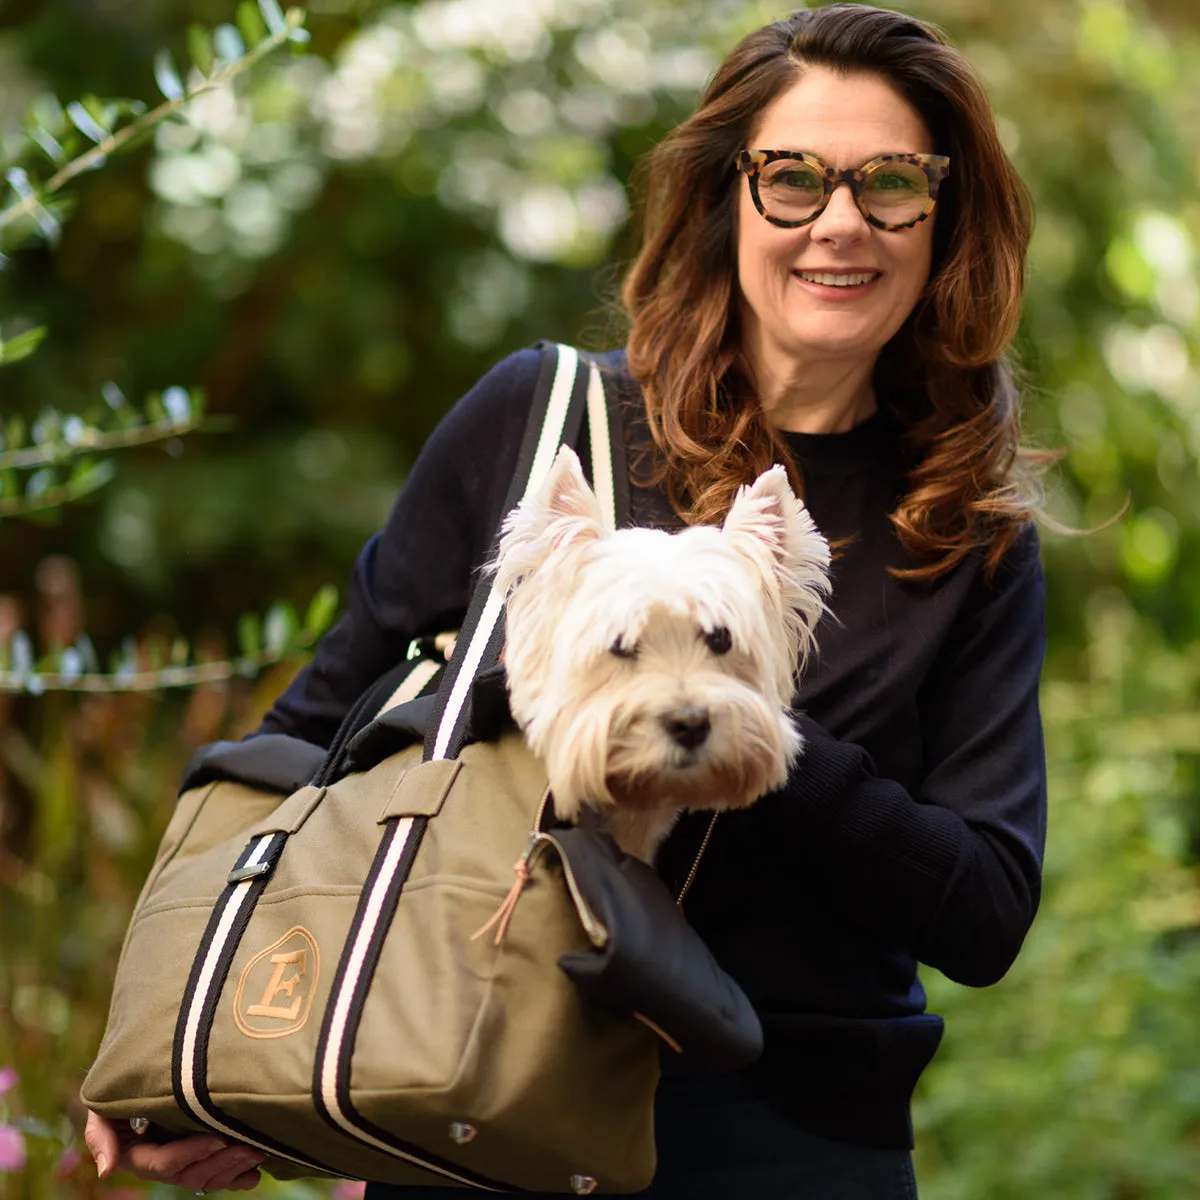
870,171,917,192
610,637,638,660
773,169,821,192
704,627,732,656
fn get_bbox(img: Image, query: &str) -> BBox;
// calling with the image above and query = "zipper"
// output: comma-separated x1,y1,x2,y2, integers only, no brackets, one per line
528,832,609,949
674,812,718,907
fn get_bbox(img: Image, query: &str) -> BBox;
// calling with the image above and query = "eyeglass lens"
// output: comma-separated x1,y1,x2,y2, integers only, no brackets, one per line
757,159,932,225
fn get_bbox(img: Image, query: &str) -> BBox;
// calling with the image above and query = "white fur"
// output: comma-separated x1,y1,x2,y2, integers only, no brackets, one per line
494,446,832,862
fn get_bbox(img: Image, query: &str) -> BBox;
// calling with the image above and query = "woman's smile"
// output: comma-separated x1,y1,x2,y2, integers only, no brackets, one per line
790,267,884,297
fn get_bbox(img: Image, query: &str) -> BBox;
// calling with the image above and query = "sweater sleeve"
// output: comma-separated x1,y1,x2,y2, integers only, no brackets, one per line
257,349,543,748
776,526,1048,988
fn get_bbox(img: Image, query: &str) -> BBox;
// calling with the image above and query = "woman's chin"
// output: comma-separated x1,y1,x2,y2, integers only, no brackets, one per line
780,325,882,363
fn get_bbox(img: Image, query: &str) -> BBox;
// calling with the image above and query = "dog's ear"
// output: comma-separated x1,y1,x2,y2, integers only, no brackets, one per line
494,446,607,591
722,465,832,664
534,445,608,533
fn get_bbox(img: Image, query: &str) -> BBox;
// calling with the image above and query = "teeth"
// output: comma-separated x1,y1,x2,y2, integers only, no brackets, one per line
796,271,877,287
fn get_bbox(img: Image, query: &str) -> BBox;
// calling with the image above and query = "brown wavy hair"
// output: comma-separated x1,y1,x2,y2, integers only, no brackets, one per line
620,4,1055,581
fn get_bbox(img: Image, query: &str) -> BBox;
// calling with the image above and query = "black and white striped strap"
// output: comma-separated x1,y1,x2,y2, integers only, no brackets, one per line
172,834,341,1175
423,344,617,765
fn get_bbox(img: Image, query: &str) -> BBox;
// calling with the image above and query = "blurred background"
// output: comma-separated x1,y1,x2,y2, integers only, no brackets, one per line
0,0,1197,1195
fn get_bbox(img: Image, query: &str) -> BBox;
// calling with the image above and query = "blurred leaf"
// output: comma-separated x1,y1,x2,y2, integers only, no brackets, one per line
187,24,216,77
237,612,261,657
304,584,339,636
79,94,112,129
237,2,269,48
114,637,138,683
26,126,66,164
161,386,192,424
263,602,298,654
76,634,99,673
153,49,186,102
25,468,53,498
57,647,83,682
213,24,247,64
68,458,117,493
5,165,35,200
258,0,288,35
0,325,48,365
10,631,33,677
65,101,109,143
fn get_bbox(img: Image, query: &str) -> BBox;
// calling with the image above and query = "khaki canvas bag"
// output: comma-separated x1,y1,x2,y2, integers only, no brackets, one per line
82,344,761,1194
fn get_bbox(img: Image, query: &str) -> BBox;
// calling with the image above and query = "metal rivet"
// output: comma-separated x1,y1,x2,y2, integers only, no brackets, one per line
129,1117,150,1136
448,1121,477,1145
570,1175,598,1195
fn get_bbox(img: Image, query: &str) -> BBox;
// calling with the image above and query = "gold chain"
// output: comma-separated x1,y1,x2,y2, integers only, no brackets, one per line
675,813,719,907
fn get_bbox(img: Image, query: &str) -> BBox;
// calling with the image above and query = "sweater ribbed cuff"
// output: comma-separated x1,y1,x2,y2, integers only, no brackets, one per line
787,712,874,812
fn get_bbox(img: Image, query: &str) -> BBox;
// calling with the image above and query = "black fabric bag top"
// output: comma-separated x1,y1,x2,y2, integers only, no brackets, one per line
180,734,326,796
553,828,764,1075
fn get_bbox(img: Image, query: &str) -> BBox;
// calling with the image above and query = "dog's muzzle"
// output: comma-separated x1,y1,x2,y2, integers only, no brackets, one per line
662,706,711,751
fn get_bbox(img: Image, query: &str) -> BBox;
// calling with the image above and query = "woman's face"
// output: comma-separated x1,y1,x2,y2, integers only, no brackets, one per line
736,67,937,377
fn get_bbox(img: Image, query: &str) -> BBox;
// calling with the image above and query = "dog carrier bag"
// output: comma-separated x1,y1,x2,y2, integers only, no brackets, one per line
81,343,761,1194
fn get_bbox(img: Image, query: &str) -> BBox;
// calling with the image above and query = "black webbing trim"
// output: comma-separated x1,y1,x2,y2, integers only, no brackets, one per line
172,839,263,1125
311,817,513,1190
171,835,341,1176
600,359,632,528
501,341,564,517
190,837,285,1083
314,816,426,1106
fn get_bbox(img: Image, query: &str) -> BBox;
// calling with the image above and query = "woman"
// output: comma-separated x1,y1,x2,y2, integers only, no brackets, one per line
86,5,1048,1197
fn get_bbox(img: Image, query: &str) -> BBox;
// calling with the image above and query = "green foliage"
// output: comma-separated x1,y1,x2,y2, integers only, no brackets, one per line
0,385,206,519
0,585,337,695
0,0,1197,1196
0,1,309,255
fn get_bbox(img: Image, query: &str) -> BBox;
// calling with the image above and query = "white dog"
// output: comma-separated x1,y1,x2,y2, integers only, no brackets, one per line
494,446,832,863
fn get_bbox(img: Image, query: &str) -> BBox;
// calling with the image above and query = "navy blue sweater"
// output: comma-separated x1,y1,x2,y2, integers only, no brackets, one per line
260,347,1048,1151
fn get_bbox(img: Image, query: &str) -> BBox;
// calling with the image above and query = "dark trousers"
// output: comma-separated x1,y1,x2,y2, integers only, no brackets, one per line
363,1074,918,1200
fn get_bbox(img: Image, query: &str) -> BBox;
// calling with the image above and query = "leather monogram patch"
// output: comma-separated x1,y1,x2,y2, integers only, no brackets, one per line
233,926,320,1039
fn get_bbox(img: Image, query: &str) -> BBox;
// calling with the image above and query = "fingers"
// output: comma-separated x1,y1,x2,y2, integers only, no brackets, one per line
83,1112,121,1179
173,1146,265,1193
227,1168,263,1192
83,1116,265,1190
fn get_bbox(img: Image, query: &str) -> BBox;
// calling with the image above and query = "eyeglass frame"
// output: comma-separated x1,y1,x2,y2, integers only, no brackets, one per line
734,149,951,232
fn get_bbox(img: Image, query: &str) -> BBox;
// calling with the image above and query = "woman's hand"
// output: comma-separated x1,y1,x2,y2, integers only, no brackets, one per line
84,1111,265,1192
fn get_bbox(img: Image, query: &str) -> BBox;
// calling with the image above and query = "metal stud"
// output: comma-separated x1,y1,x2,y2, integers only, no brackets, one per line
129,1117,150,1136
448,1121,477,1145
569,1175,598,1195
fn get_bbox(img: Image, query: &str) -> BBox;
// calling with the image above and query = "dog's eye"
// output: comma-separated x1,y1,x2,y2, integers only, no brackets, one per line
610,636,638,660
704,626,732,656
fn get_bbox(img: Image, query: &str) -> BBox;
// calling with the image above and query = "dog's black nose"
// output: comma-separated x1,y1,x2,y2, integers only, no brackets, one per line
664,706,711,750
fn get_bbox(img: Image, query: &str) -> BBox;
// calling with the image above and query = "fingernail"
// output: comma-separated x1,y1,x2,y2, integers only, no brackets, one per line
95,1154,108,1177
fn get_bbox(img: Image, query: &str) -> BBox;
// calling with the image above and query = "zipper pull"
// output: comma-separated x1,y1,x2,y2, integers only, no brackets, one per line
470,833,541,946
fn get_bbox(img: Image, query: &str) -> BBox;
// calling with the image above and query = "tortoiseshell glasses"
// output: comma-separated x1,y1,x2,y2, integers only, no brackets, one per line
735,150,951,231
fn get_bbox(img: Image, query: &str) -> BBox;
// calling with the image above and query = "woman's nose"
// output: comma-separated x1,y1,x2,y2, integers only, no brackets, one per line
807,182,870,245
